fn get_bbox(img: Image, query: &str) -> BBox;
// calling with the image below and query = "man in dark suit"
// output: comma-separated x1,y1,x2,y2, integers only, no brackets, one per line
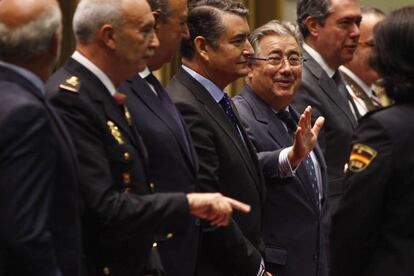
46,0,250,275
234,20,328,276
293,0,362,213
0,0,82,275
167,1,268,275
330,7,414,275
118,0,200,274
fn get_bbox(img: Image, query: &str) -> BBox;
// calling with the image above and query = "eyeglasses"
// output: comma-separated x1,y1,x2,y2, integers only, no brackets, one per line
358,39,375,48
248,54,304,67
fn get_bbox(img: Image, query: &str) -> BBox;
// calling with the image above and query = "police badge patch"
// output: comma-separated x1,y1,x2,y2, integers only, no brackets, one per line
348,143,377,172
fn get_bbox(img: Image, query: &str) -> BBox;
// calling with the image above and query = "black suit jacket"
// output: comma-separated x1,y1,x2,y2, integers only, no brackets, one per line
0,65,82,276
234,85,329,276
119,74,200,276
292,49,357,213
45,58,190,276
330,103,414,276
167,68,265,276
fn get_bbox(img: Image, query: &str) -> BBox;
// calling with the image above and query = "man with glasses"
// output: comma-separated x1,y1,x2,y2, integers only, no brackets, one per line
234,20,328,276
340,6,386,115
293,0,362,215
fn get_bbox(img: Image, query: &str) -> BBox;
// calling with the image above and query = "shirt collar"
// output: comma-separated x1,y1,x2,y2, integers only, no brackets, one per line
339,66,373,97
182,64,225,103
71,51,117,96
303,43,336,78
139,67,151,79
0,60,44,94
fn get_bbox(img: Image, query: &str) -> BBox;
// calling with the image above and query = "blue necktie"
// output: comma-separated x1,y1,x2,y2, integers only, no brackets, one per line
219,93,240,130
277,110,320,207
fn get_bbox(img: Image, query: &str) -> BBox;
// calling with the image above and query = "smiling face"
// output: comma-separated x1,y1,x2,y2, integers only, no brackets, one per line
204,12,253,88
309,0,362,69
248,34,302,111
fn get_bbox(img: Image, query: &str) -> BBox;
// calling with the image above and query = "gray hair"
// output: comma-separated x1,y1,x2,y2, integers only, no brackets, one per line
250,20,303,56
296,0,332,38
147,0,170,23
0,5,61,58
73,0,123,43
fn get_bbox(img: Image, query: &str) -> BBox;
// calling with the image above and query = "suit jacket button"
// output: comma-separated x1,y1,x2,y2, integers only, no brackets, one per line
195,218,201,226
313,254,319,261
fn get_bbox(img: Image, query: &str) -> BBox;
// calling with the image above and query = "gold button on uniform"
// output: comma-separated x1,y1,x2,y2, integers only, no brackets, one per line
166,232,174,239
103,267,111,275
149,182,155,191
124,152,130,161
152,242,158,248
123,173,131,184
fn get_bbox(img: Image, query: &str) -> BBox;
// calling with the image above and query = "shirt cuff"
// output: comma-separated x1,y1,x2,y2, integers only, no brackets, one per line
257,258,266,276
278,147,298,177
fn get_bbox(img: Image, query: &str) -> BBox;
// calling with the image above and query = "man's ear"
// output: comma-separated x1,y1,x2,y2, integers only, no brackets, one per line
194,36,209,61
304,16,321,37
48,30,61,58
99,24,117,49
152,11,161,31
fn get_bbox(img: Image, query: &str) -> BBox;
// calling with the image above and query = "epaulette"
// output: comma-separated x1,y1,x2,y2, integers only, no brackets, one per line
59,76,81,93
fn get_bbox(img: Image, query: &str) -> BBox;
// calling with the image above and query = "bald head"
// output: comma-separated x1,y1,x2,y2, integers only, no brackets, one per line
0,0,62,58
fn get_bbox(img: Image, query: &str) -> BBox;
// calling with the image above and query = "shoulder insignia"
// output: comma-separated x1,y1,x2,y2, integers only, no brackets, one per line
59,76,81,93
348,143,377,172
107,120,125,145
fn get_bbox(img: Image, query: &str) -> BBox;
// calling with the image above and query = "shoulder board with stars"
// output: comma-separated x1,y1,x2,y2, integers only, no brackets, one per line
59,76,81,93
348,143,377,172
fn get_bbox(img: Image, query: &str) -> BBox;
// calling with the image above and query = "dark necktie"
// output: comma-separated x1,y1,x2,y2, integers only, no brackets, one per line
277,109,320,207
219,93,240,130
332,71,361,120
145,73,190,154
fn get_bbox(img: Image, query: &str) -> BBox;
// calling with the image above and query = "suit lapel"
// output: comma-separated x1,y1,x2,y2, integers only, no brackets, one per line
303,50,357,128
176,69,262,191
128,75,195,166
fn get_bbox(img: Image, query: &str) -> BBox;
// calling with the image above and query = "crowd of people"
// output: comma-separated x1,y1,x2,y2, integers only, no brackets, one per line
0,0,413,275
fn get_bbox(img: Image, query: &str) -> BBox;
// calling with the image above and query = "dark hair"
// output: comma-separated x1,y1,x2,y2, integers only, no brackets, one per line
370,6,414,103
147,0,170,23
180,0,248,59
296,0,331,38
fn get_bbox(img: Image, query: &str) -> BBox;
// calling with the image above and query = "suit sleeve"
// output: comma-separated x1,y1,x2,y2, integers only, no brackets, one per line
329,117,392,276
49,91,190,239
0,103,60,275
234,98,285,180
174,98,262,276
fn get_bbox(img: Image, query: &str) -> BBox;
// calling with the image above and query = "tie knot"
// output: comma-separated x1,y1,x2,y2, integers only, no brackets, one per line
276,110,297,133
145,73,160,87
332,71,342,85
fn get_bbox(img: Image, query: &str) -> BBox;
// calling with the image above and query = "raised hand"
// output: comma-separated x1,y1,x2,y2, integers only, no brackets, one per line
288,105,324,168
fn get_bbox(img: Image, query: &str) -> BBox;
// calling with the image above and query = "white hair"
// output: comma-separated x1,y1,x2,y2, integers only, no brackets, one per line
0,5,61,58
73,0,124,43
